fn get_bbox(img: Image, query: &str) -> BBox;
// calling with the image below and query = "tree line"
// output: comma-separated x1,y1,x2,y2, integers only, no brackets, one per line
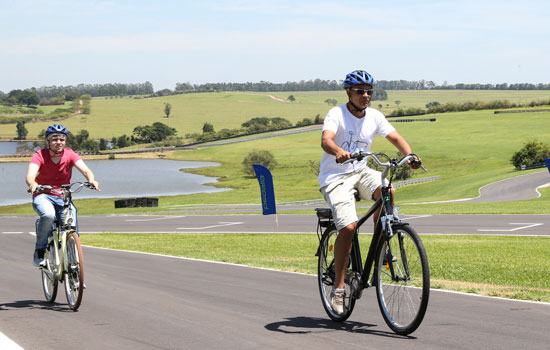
385,98,550,117
4,79,550,102
0,82,155,100
172,80,550,93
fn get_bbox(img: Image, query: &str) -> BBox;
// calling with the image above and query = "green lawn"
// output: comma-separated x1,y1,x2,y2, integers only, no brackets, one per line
2,89,549,140
2,108,550,215
80,233,550,302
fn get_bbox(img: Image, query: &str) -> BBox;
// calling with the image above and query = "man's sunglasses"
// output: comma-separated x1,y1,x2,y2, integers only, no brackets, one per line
350,88,374,95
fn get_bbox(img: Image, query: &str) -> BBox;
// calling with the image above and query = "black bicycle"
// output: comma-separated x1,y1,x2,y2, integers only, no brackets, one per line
316,152,430,335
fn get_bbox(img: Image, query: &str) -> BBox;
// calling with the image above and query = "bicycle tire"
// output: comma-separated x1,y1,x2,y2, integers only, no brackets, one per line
375,224,430,335
41,242,58,303
64,232,84,311
317,225,356,322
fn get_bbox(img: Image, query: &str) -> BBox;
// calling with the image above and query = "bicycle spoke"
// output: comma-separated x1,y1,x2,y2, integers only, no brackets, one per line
41,244,58,303
64,232,84,310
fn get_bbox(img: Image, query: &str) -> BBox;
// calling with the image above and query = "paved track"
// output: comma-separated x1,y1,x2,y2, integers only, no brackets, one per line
1,232,549,350
460,171,549,203
2,213,550,236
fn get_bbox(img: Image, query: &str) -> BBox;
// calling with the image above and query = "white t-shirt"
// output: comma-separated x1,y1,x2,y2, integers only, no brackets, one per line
318,104,395,189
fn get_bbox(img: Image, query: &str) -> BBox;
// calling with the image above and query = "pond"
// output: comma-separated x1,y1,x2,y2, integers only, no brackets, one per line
0,141,37,155
0,159,228,206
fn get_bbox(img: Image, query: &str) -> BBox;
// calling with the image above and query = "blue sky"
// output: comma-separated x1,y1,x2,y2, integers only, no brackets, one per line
1,0,549,92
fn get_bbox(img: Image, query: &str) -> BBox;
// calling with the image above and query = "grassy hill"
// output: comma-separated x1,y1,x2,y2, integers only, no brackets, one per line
2,107,549,216
1,89,550,140
155,108,550,215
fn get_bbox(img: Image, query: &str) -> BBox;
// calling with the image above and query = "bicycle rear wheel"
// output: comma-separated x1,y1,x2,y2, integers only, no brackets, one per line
375,224,429,335
41,242,58,303
64,232,84,310
317,225,356,322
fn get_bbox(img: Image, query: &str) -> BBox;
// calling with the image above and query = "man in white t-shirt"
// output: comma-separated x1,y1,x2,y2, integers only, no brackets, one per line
318,70,420,315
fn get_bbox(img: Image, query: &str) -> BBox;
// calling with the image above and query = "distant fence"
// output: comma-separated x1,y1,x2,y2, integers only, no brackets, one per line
389,118,437,123
520,163,546,171
393,176,440,188
115,197,158,208
494,109,550,114
39,101,65,106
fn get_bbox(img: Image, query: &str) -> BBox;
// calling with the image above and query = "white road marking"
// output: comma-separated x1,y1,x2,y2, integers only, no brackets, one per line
177,222,244,230
125,216,186,222
402,214,432,220
0,331,24,350
478,223,543,232
2,232,23,234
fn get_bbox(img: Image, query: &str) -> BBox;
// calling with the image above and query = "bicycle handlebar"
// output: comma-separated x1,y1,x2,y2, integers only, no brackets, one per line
347,151,427,172
30,182,97,195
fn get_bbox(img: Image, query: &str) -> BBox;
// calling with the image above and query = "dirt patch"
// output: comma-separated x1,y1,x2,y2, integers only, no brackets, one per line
268,95,288,103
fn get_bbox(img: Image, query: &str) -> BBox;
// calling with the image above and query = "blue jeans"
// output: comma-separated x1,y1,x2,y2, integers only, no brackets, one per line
32,194,78,250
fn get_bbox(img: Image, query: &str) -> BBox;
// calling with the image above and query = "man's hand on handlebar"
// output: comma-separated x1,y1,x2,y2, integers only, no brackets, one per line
335,150,352,164
408,154,422,170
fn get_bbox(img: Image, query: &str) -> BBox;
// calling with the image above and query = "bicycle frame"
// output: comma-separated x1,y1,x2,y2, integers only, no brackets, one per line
43,185,77,282
349,187,398,291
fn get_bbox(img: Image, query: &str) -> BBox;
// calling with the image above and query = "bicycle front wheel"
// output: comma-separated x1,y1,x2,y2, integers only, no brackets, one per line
318,225,356,322
64,232,85,310
41,242,58,303
375,224,429,335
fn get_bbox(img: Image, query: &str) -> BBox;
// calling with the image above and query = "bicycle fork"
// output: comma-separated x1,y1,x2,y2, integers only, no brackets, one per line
45,228,66,282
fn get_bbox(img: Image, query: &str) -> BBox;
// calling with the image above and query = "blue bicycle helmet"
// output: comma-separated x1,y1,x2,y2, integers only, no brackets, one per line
45,124,68,139
343,70,376,88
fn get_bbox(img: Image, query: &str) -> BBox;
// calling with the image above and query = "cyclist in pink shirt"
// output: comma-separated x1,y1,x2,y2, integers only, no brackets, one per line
26,124,99,267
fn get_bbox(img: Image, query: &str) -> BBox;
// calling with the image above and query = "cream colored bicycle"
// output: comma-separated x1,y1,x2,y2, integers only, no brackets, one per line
34,182,93,311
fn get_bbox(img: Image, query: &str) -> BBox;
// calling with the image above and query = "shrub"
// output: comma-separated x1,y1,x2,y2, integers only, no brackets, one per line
510,140,550,170
295,118,313,127
202,122,214,133
242,150,278,176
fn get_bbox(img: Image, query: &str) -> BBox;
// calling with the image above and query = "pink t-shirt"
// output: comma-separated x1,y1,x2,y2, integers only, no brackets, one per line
30,148,81,197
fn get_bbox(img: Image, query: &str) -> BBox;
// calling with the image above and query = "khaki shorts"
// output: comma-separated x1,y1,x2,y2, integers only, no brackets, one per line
320,167,382,231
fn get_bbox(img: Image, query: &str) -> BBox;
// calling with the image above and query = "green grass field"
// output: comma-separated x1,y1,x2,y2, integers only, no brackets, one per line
2,107,550,215
1,89,549,140
80,233,550,302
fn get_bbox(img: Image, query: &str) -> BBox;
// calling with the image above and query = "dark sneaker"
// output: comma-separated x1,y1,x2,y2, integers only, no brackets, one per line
330,288,345,315
33,249,46,267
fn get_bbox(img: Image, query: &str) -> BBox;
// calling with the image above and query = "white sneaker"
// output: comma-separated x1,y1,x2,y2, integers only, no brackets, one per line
330,288,345,315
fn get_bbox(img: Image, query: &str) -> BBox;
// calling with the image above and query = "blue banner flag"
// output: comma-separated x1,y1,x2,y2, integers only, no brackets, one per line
253,164,277,215
545,158,550,173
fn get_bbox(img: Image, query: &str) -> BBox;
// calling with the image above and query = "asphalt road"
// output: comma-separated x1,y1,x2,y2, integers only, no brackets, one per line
460,170,549,203
2,213,549,236
1,232,549,350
